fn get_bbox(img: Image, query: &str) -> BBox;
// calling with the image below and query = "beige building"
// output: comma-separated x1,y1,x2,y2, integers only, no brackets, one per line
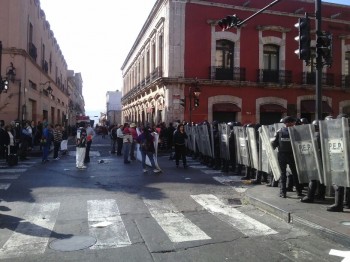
0,0,84,125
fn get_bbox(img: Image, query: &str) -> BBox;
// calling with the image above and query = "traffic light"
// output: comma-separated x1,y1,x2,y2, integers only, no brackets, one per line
294,15,311,61
194,98,199,108
317,31,332,66
0,79,8,94
218,15,240,31
179,98,186,107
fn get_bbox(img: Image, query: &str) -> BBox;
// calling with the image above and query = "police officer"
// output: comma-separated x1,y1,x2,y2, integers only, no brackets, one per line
327,114,350,212
271,116,302,198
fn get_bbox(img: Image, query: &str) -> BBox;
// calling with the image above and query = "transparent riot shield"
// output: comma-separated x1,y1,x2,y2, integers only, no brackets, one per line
194,125,203,155
198,124,212,157
233,126,242,165
289,124,323,184
210,124,215,158
258,127,269,173
260,125,281,181
235,126,250,166
247,127,259,170
319,118,350,187
219,123,230,161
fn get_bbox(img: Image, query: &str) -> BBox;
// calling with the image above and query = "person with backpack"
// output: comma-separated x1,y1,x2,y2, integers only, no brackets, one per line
136,127,161,174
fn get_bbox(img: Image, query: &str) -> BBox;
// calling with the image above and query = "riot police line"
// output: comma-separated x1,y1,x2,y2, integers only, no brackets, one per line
183,116,350,213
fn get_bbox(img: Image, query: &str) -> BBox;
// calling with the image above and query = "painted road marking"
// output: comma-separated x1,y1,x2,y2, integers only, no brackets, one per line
0,202,60,259
87,199,131,249
143,198,211,243
329,249,350,261
0,169,27,173
0,175,20,179
0,183,11,190
191,194,277,237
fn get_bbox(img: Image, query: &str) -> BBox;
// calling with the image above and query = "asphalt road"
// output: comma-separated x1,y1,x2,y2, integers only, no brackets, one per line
0,135,345,262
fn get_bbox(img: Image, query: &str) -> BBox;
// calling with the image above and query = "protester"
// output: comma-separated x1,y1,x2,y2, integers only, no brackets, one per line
129,123,137,160
76,122,87,169
41,122,51,163
84,123,95,163
122,123,132,164
109,124,118,154
60,126,68,155
116,124,124,156
136,127,161,173
53,124,63,160
173,123,188,168
0,120,6,159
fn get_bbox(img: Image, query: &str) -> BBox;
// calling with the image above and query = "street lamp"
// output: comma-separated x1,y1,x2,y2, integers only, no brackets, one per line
0,41,12,94
189,79,201,123
39,81,53,96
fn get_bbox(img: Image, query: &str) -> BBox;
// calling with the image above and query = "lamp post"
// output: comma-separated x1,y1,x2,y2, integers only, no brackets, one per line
39,81,53,96
188,79,201,123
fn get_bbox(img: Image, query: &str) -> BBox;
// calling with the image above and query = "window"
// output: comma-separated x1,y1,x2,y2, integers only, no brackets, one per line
215,40,234,80
263,44,279,82
215,40,234,69
305,48,316,84
345,51,350,88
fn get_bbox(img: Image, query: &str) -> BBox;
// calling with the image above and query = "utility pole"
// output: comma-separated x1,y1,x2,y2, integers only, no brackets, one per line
315,0,323,121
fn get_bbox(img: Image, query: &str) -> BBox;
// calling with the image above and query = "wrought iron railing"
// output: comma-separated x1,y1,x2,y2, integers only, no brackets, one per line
257,69,292,85
209,66,246,81
303,72,334,86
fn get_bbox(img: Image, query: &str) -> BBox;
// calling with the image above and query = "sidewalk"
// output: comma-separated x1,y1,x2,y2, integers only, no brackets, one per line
243,183,350,247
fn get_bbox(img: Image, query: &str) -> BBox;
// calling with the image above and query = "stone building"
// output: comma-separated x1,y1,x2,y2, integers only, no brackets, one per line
0,0,83,125
121,0,350,125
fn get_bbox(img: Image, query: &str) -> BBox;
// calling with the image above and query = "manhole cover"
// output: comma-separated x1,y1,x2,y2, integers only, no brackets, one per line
49,236,96,251
340,221,350,227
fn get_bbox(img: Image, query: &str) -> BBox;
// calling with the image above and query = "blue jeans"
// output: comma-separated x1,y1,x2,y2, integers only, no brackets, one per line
42,145,50,161
123,143,131,162
141,150,156,169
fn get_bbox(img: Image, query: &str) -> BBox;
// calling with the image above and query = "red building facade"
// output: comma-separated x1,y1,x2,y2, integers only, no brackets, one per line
121,0,350,125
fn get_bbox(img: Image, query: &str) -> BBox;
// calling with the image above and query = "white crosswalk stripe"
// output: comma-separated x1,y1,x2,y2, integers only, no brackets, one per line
0,195,279,258
191,194,277,237
87,199,131,249
143,198,211,242
0,202,61,259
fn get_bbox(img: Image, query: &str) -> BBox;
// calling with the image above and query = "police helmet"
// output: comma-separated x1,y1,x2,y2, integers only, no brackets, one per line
324,115,334,120
337,113,349,119
283,116,296,124
300,118,309,124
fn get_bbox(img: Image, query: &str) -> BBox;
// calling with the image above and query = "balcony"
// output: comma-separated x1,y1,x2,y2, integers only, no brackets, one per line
257,69,292,85
209,66,246,81
303,72,335,86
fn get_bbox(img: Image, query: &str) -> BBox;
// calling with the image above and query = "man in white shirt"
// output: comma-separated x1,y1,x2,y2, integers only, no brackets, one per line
84,123,95,163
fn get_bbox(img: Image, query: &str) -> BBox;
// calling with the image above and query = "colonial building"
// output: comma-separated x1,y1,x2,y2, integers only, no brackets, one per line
0,0,83,125
106,90,122,125
121,0,350,125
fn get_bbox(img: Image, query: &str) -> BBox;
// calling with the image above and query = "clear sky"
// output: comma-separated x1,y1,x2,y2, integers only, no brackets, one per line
40,0,348,118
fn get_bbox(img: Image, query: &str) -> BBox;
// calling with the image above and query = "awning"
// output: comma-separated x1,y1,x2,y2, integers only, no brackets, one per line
260,104,287,113
213,103,241,112
301,100,332,113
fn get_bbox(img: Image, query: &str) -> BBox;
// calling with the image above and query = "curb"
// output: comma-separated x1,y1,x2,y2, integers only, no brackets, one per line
244,194,350,247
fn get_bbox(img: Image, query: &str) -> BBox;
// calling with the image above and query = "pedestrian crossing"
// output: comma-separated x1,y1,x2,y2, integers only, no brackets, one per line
0,160,39,191
0,195,278,259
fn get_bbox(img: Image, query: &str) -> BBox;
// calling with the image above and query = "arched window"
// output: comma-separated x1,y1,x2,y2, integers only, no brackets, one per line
215,40,234,80
263,44,279,82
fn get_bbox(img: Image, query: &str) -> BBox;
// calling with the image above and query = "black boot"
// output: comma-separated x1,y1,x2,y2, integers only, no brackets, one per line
327,186,344,212
251,171,262,184
301,180,317,203
345,187,350,209
241,166,251,180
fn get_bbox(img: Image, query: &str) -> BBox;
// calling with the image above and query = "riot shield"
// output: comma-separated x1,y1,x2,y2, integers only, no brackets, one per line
235,126,250,166
219,123,230,161
210,124,215,158
246,127,259,170
258,127,269,173
260,125,281,181
319,118,350,187
198,124,212,157
289,124,323,184
233,126,241,165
